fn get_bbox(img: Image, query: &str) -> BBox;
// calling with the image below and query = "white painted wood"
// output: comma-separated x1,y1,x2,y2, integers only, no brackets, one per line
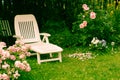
14,14,63,64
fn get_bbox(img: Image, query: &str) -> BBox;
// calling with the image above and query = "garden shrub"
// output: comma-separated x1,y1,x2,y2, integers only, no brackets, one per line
42,20,73,47
40,4,120,48
72,4,120,47
111,9,120,44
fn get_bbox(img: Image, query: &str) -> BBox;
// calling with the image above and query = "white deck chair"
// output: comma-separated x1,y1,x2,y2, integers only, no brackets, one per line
14,14,63,64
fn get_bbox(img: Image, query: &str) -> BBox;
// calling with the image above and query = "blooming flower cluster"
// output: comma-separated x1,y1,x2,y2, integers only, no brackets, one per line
68,52,95,61
79,4,96,29
0,41,31,80
89,37,107,50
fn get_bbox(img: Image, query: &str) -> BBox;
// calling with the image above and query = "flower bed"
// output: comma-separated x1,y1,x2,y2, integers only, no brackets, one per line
68,52,96,61
0,41,31,80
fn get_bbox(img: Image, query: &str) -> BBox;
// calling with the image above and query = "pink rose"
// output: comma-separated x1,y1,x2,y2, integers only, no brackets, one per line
79,21,88,29
0,74,2,79
15,61,26,70
83,21,87,27
19,54,26,59
82,4,89,11
8,46,17,52
21,46,27,51
1,73,9,80
25,66,31,72
0,42,6,49
90,12,96,19
10,55,16,60
1,51,10,60
19,63,25,70
2,63,10,69
15,61,21,67
79,23,85,28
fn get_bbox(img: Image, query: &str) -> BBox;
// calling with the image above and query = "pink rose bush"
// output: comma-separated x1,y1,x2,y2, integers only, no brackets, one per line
79,4,96,29
0,41,31,80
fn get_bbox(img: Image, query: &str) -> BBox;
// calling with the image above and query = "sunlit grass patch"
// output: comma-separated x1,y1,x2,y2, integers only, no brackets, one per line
19,47,120,80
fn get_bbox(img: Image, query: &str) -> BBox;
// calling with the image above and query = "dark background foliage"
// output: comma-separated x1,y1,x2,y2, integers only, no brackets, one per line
0,0,120,48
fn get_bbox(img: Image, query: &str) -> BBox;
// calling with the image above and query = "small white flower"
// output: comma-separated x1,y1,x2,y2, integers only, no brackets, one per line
111,42,115,46
91,37,100,44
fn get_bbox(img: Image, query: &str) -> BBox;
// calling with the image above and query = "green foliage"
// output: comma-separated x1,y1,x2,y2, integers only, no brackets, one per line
41,8,120,48
42,20,73,47
111,9,120,44
72,7,120,46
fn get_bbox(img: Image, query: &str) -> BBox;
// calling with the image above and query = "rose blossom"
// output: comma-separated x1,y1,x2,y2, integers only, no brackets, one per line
0,74,2,79
21,46,27,51
2,62,10,69
15,61,25,70
25,66,31,72
0,42,6,49
83,21,87,27
82,4,89,10
10,55,16,60
79,23,85,28
22,61,31,72
90,11,96,19
79,20,88,29
19,54,26,59
1,51,10,60
1,73,9,80
19,63,26,70
8,46,17,53
22,44,30,51
15,61,21,67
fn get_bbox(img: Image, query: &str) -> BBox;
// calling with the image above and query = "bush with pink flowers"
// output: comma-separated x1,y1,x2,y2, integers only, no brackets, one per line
72,4,97,46
0,41,31,80
77,4,96,29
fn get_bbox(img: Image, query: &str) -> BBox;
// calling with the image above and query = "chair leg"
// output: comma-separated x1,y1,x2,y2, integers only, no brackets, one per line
50,53,52,58
37,53,41,64
58,52,62,62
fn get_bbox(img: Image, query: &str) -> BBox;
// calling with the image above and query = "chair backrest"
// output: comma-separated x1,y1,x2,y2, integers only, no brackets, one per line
0,20,12,37
14,14,41,43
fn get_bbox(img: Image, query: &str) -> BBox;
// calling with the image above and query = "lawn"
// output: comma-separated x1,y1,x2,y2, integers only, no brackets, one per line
19,47,120,80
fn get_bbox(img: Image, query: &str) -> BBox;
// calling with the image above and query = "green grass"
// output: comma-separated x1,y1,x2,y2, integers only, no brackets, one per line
18,47,120,80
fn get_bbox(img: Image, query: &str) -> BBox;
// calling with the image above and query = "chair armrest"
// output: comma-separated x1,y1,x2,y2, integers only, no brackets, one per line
40,33,51,43
40,33,51,37
13,35,23,40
